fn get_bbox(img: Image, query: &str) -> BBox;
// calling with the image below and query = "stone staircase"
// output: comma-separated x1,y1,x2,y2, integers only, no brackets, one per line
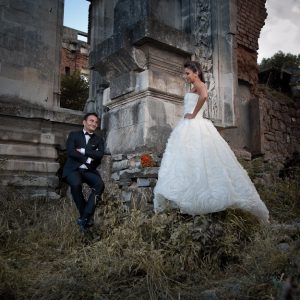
0,108,83,199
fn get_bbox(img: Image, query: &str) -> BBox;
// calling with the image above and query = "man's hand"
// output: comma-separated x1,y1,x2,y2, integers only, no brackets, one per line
184,113,195,119
76,148,85,154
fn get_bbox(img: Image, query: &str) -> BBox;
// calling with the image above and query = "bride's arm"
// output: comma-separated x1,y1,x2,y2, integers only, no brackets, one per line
184,82,208,119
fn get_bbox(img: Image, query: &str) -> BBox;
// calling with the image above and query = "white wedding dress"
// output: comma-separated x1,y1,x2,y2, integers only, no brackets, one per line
154,93,269,223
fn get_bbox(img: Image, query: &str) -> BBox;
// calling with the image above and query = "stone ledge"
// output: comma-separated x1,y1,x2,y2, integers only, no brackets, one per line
0,159,59,173
0,96,83,124
0,174,59,187
0,143,58,159
90,18,193,72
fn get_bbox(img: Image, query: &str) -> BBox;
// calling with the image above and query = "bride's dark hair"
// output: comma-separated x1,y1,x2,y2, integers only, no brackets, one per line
184,61,205,83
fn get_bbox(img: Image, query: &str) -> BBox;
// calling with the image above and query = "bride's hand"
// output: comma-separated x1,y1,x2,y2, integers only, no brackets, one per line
184,113,195,119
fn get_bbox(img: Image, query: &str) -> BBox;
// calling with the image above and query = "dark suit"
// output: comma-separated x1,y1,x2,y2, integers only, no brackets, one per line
63,130,105,224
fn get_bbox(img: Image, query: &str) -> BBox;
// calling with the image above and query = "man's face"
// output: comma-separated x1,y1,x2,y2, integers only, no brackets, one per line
83,115,99,133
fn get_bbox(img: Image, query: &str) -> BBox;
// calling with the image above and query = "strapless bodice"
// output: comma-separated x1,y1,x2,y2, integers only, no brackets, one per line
184,92,207,118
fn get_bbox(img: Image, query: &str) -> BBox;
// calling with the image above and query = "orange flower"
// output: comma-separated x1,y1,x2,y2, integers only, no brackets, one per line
140,153,154,168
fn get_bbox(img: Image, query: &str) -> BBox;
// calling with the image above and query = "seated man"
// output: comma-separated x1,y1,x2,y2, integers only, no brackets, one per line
63,112,105,232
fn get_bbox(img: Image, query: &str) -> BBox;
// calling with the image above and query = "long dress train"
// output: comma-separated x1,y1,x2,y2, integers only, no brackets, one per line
153,92,269,223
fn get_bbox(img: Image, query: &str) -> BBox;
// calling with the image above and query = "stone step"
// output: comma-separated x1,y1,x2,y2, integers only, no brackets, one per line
0,185,61,200
0,173,58,187
0,143,57,159
0,159,59,173
0,130,56,145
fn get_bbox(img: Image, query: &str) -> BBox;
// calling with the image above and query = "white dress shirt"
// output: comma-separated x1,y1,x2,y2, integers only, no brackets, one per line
79,129,93,169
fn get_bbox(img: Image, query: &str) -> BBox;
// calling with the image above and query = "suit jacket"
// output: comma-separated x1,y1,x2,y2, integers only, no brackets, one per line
62,130,105,178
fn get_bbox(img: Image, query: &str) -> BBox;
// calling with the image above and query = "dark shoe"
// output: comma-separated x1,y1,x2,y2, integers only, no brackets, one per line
86,219,94,228
77,218,88,232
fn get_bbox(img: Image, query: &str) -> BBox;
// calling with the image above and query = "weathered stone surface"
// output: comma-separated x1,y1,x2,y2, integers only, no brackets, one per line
137,178,150,187
98,155,112,183
0,99,84,197
0,143,57,159
0,174,59,188
259,89,300,162
111,172,120,181
0,1,93,198
110,72,136,99
2,159,59,173
103,96,179,154
112,159,129,172
0,0,63,107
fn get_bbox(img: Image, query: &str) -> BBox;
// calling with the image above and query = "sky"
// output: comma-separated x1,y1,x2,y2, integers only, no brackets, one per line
257,0,300,62
63,0,300,63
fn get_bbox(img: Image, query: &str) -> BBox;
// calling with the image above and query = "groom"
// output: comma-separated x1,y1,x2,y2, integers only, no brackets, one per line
63,112,105,232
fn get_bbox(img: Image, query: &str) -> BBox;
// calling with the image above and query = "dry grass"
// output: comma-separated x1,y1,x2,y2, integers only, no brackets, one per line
0,179,299,300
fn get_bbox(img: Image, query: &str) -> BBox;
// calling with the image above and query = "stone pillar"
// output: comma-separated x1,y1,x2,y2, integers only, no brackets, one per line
221,0,267,156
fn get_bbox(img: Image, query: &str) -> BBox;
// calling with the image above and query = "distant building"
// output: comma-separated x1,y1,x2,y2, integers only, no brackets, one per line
61,26,89,80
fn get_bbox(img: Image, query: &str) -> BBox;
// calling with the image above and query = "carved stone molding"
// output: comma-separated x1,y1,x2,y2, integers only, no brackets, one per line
192,0,237,127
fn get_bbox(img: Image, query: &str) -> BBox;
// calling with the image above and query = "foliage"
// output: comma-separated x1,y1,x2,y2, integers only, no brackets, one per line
1,176,300,299
140,153,156,168
259,51,300,71
60,71,89,111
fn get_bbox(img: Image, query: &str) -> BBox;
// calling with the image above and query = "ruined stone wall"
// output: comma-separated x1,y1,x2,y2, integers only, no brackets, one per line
61,27,89,77
221,0,268,154
0,1,85,198
61,46,89,76
259,89,300,161
236,0,267,85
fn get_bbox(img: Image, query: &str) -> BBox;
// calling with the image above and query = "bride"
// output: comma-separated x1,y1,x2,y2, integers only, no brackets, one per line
153,61,269,223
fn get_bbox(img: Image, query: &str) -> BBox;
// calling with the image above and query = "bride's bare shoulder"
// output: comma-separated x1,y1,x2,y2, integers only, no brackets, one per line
194,81,208,98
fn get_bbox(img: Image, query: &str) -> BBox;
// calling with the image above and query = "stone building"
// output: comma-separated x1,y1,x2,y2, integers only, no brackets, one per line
86,0,299,202
0,0,83,198
61,26,89,79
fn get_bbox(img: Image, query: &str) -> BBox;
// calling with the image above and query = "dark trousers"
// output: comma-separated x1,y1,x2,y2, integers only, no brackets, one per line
66,169,104,221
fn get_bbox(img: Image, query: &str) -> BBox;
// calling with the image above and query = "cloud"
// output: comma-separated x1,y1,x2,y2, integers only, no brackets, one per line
257,0,300,62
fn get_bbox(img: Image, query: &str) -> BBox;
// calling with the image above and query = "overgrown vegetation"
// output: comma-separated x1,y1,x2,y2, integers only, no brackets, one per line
260,51,300,71
60,71,89,111
1,170,299,299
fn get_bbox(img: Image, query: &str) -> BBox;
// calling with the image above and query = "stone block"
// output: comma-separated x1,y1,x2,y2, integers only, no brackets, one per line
112,154,124,161
0,143,57,159
2,159,59,173
111,172,120,181
141,167,159,177
99,154,112,183
137,178,150,187
112,159,129,172
40,133,55,144
104,97,179,154
110,72,136,99
119,168,141,179
0,174,58,188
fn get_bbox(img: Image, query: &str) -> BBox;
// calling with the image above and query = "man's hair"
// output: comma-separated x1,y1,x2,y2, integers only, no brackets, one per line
83,112,99,121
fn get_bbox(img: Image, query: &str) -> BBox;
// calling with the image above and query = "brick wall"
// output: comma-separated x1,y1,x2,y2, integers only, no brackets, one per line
60,26,89,77
60,45,89,76
236,0,267,85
